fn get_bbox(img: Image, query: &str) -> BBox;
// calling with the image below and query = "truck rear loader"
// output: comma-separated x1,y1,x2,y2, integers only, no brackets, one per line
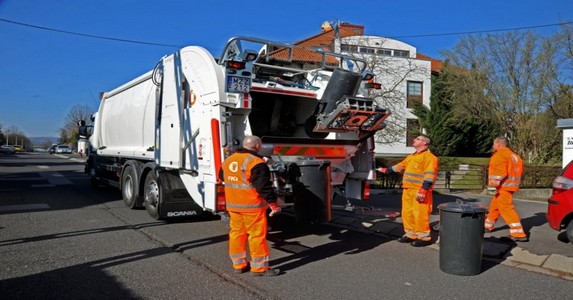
80,36,391,222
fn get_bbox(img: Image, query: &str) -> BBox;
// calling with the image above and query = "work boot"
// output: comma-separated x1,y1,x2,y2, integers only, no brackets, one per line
411,240,432,247
251,269,280,277
397,236,415,243
509,236,528,242
233,264,249,274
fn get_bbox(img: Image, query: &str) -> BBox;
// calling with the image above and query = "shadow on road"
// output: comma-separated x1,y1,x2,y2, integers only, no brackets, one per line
266,214,389,273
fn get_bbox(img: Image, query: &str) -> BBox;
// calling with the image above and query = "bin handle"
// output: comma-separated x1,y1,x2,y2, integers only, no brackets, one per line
456,198,476,216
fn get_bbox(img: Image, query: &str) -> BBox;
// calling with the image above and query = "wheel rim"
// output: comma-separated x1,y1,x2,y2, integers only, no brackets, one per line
124,175,133,200
145,180,159,209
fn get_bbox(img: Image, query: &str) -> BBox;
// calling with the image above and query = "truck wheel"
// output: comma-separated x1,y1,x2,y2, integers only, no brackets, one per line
567,219,573,244
122,165,140,209
144,171,161,219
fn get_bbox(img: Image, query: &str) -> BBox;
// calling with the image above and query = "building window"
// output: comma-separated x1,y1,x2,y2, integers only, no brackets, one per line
406,119,421,146
359,47,376,54
407,81,423,108
394,50,410,57
341,44,358,53
376,48,392,56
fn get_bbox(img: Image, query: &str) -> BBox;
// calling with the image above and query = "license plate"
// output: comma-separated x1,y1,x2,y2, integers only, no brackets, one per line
226,76,251,93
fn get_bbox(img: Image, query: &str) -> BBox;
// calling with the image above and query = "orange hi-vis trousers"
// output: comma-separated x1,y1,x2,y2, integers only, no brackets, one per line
228,210,270,273
401,188,433,241
485,189,526,238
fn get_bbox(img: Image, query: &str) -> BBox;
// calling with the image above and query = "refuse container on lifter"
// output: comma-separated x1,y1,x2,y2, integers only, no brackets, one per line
437,199,488,276
290,160,331,224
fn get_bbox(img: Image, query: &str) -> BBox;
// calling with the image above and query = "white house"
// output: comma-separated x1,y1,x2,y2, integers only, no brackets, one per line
288,22,438,157
334,35,433,156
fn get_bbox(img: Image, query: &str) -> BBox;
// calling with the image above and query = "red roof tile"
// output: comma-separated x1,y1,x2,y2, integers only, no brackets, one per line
416,53,444,73
269,23,364,64
268,23,444,73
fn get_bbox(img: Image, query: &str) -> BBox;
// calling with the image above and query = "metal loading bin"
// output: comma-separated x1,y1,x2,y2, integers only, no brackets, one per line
437,200,488,276
290,160,331,224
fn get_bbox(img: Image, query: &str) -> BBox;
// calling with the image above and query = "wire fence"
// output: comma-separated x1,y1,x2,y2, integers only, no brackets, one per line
371,164,561,190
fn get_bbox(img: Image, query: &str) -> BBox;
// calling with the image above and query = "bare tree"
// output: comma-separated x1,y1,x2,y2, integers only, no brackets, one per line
442,29,571,163
61,104,95,146
335,36,431,146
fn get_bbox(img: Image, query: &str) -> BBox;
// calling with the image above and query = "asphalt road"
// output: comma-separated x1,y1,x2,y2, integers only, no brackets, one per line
350,189,573,258
1,152,571,299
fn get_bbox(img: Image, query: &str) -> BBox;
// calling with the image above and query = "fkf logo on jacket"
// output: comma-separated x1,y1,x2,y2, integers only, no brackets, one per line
226,161,240,182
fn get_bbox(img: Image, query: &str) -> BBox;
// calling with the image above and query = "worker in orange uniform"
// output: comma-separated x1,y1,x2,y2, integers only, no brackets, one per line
378,135,439,247
219,135,282,276
485,136,528,242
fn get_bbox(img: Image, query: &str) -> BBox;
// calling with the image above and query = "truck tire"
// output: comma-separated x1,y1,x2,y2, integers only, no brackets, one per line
144,171,161,219
122,165,140,209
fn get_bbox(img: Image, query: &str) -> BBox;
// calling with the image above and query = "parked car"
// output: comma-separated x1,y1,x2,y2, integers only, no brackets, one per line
55,145,73,154
48,144,57,154
0,145,15,154
547,160,573,243
13,145,23,152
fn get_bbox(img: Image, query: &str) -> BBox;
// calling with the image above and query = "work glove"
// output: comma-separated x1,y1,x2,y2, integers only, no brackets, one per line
486,186,497,195
276,197,286,207
377,167,387,174
268,202,281,217
415,188,428,202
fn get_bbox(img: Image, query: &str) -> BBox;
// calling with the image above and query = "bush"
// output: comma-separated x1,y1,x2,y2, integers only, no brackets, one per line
373,156,561,189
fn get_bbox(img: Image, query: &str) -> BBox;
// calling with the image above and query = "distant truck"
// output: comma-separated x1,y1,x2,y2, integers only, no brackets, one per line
79,36,391,222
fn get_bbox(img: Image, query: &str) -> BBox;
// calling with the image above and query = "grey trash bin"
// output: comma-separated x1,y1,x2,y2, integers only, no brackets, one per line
291,160,331,223
437,199,488,276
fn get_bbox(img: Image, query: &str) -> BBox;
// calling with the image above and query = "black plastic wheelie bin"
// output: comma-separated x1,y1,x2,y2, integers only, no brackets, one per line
437,199,488,276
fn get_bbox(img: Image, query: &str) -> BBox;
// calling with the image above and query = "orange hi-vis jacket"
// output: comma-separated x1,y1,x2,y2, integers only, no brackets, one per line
488,147,523,192
392,149,439,189
222,152,269,213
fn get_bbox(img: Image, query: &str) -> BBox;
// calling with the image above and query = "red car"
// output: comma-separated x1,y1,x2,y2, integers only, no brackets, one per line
548,160,573,243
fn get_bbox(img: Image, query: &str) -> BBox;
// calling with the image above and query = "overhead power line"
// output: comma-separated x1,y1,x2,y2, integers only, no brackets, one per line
0,17,571,47
387,21,573,39
0,18,181,48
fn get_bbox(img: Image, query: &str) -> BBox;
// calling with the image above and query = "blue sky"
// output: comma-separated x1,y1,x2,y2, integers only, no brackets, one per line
0,0,572,138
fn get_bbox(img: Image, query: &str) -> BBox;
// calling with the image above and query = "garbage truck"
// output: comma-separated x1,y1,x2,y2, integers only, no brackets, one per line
79,36,391,221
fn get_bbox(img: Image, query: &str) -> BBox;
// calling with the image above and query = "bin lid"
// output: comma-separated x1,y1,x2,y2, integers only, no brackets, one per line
438,200,487,214
296,159,330,167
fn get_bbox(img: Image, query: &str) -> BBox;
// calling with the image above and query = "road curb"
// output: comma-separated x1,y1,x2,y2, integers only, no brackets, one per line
326,210,573,281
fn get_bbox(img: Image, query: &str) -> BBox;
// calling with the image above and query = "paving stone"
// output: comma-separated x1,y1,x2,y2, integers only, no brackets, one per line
543,254,573,274
514,263,561,277
506,247,548,266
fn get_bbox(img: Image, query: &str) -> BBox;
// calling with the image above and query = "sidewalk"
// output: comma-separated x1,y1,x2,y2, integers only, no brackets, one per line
325,189,573,281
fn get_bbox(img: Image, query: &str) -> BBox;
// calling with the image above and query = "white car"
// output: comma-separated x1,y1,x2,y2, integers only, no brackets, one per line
0,145,15,154
55,145,73,154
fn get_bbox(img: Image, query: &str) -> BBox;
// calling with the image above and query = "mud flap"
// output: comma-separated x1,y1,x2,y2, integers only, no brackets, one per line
157,171,204,219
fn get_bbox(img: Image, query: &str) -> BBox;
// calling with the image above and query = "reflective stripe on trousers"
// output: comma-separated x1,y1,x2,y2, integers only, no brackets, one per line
485,218,496,230
228,210,270,272
401,188,432,241
486,189,526,238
